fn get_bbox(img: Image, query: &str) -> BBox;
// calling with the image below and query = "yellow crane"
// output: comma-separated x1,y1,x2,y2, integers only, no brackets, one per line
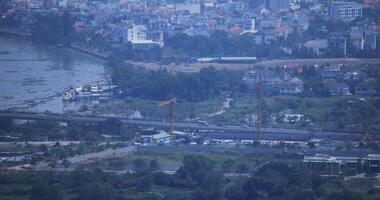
159,95,176,143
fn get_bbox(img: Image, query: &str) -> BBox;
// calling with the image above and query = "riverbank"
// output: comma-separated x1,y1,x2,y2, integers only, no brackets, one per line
0,28,31,38
0,36,109,113
68,44,108,59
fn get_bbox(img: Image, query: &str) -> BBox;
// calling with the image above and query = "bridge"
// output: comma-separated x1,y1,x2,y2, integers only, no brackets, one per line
0,112,365,141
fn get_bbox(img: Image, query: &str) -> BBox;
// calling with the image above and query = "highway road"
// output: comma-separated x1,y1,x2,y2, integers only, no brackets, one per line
0,112,365,140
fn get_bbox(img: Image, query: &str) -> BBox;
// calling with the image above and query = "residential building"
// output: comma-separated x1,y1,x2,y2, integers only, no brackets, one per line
175,0,202,14
329,1,362,20
328,83,352,96
350,26,364,50
328,36,347,56
303,154,361,175
265,0,291,12
126,24,164,48
367,154,380,173
304,154,380,175
364,29,377,50
355,82,376,96
242,70,304,95
320,65,344,80
343,72,359,81
278,77,304,95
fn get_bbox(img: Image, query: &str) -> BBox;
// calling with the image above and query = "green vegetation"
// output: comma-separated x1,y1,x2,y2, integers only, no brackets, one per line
80,149,275,172
111,63,242,102
0,117,138,141
30,11,73,44
0,154,378,200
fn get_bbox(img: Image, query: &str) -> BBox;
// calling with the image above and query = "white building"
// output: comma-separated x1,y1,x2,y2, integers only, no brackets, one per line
125,25,164,48
329,1,362,20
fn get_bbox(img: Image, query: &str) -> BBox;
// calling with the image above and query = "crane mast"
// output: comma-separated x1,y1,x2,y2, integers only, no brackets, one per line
159,95,176,143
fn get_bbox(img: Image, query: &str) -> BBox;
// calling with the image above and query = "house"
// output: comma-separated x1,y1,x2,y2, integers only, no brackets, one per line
278,77,304,95
328,83,352,96
343,72,360,81
242,69,278,95
242,69,304,95
320,65,344,80
355,82,376,96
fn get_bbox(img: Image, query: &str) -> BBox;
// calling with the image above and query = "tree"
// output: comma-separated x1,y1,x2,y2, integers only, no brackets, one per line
136,175,153,192
78,182,116,200
31,181,64,200
150,159,160,171
101,118,122,135
134,158,149,174
176,154,214,186
225,184,247,200
0,117,12,131
63,159,70,168
39,144,48,153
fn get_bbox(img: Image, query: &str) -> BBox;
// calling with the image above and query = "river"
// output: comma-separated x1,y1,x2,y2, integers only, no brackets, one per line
0,36,109,113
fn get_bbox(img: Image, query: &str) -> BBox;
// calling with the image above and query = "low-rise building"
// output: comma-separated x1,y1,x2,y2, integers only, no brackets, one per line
304,154,380,175
139,130,190,144
278,77,304,95
328,83,351,96
355,82,376,96
367,154,380,173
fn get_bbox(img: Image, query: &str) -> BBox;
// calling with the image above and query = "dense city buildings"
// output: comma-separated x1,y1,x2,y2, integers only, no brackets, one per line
1,0,378,59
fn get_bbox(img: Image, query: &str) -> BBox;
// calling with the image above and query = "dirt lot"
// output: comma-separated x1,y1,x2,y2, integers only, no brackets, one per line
128,58,380,73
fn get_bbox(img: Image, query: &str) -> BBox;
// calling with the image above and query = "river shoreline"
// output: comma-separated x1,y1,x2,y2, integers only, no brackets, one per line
0,36,109,113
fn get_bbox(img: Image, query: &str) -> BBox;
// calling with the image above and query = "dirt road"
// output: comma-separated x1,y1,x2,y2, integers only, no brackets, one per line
129,58,380,73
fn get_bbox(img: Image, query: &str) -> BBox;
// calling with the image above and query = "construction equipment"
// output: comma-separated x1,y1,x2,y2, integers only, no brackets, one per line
159,94,176,143
255,82,262,140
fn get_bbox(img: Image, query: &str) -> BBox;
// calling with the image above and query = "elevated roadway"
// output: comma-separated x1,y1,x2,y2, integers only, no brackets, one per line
0,112,364,141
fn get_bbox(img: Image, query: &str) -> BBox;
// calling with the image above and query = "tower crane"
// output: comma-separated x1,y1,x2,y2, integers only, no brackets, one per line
159,95,176,143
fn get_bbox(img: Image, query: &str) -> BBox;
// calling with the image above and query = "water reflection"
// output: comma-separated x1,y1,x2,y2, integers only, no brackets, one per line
0,36,109,113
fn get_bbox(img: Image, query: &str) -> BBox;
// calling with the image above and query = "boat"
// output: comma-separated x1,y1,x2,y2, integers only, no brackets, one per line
63,84,118,101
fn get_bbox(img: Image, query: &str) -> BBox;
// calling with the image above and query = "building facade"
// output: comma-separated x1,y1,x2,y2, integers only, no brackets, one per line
329,1,362,20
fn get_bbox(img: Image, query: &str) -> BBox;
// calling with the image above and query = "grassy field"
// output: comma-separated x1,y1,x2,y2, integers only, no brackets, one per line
80,148,279,173
90,95,379,132
130,58,380,73
91,96,226,121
